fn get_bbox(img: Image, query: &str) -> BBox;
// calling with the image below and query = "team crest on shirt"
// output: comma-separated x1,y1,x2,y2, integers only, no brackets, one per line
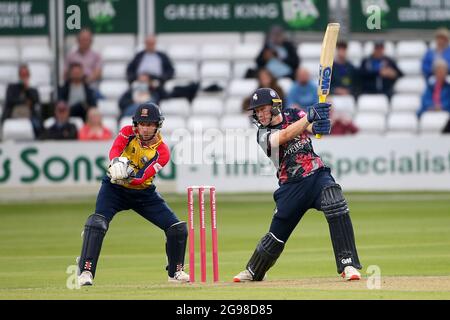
141,156,148,164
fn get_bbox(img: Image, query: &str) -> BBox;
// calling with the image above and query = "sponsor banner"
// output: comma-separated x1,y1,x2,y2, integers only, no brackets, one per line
351,0,450,32
1,136,450,195
155,0,328,33
0,0,49,35
176,135,450,192
64,0,138,34
0,141,174,188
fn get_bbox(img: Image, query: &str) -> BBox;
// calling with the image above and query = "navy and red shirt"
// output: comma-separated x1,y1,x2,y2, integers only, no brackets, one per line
257,108,325,184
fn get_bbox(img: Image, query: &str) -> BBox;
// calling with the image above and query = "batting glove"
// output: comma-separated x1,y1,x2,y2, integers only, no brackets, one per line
108,157,131,180
312,119,331,135
307,102,331,123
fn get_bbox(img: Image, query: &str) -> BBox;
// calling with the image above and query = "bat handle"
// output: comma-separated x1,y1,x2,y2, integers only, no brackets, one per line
315,95,328,139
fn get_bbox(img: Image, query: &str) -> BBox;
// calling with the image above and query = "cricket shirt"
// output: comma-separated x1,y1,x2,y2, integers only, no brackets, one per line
257,108,326,184
109,125,169,190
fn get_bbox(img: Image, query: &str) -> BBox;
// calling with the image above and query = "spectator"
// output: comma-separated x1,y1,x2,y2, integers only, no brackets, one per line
360,41,403,98
65,28,102,88
119,73,163,117
40,101,78,140
330,109,358,135
418,59,450,117
126,35,174,86
422,28,450,79
1,64,42,137
331,41,359,96
286,68,318,111
59,62,97,121
241,68,284,112
78,108,112,141
256,25,300,79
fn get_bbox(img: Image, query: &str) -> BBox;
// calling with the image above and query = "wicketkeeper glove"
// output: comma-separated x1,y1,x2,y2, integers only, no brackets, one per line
108,157,133,180
307,102,331,123
312,119,331,135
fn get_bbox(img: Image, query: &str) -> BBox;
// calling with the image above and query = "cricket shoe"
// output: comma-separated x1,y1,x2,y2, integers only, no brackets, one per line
341,266,361,281
168,270,190,283
78,271,93,286
233,270,267,282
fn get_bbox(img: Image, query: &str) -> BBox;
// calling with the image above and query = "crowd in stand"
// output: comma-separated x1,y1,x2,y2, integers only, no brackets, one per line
1,26,450,141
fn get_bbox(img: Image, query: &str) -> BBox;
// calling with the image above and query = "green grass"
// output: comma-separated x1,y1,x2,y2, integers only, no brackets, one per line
0,192,449,299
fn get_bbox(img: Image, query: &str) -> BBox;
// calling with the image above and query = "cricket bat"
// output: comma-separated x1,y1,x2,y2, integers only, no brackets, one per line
316,23,340,139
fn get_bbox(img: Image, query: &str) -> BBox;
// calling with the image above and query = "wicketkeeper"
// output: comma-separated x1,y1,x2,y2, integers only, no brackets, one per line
77,102,189,286
233,88,362,282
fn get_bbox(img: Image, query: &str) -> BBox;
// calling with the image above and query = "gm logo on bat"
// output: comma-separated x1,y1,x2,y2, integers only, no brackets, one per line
319,66,332,95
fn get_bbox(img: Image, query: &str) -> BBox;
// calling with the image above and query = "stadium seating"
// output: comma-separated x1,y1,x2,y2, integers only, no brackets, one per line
232,61,255,79
102,116,119,135
397,59,422,76
0,66,18,84
161,116,186,135
28,63,52,86
228,79,258,98
330,95,356,117
390,94,421,113
232,43,260,61
357,94,389,114
99,80,129,100
224,97,245,114
200,61,231,80
21,45,53,63
174,61,199,80
2,118,34,141
387,113,419,134
220,115,251,130
187,116,220,131
102,45,134,62
2,33,449,141
119,117,133,130
192,97,224,116
297,42,322,59
102,63,127,80
168,44,199,61
0,46,19,63
419,111,450,133
98,99,120,118
396,41,428,59
200,44,232,61
394,77,427,94
160,98,191,117
354,113,386,134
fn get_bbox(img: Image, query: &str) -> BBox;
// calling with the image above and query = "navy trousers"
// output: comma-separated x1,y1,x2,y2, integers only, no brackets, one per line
95,177,179,231
270,168,336,242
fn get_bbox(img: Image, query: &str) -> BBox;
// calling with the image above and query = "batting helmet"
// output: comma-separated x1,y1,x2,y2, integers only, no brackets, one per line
132,102,164,128
248,88,283,127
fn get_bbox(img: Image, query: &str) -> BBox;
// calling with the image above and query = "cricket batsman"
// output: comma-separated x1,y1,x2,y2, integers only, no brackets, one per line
233,88,362,282
77,102,189,286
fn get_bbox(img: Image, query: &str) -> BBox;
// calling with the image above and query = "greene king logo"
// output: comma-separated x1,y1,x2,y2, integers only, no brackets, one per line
88,0,116,33
282,0,319,29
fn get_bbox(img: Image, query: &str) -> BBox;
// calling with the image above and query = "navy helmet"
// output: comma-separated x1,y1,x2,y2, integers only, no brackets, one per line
132,102,164,128
248,88,283,127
